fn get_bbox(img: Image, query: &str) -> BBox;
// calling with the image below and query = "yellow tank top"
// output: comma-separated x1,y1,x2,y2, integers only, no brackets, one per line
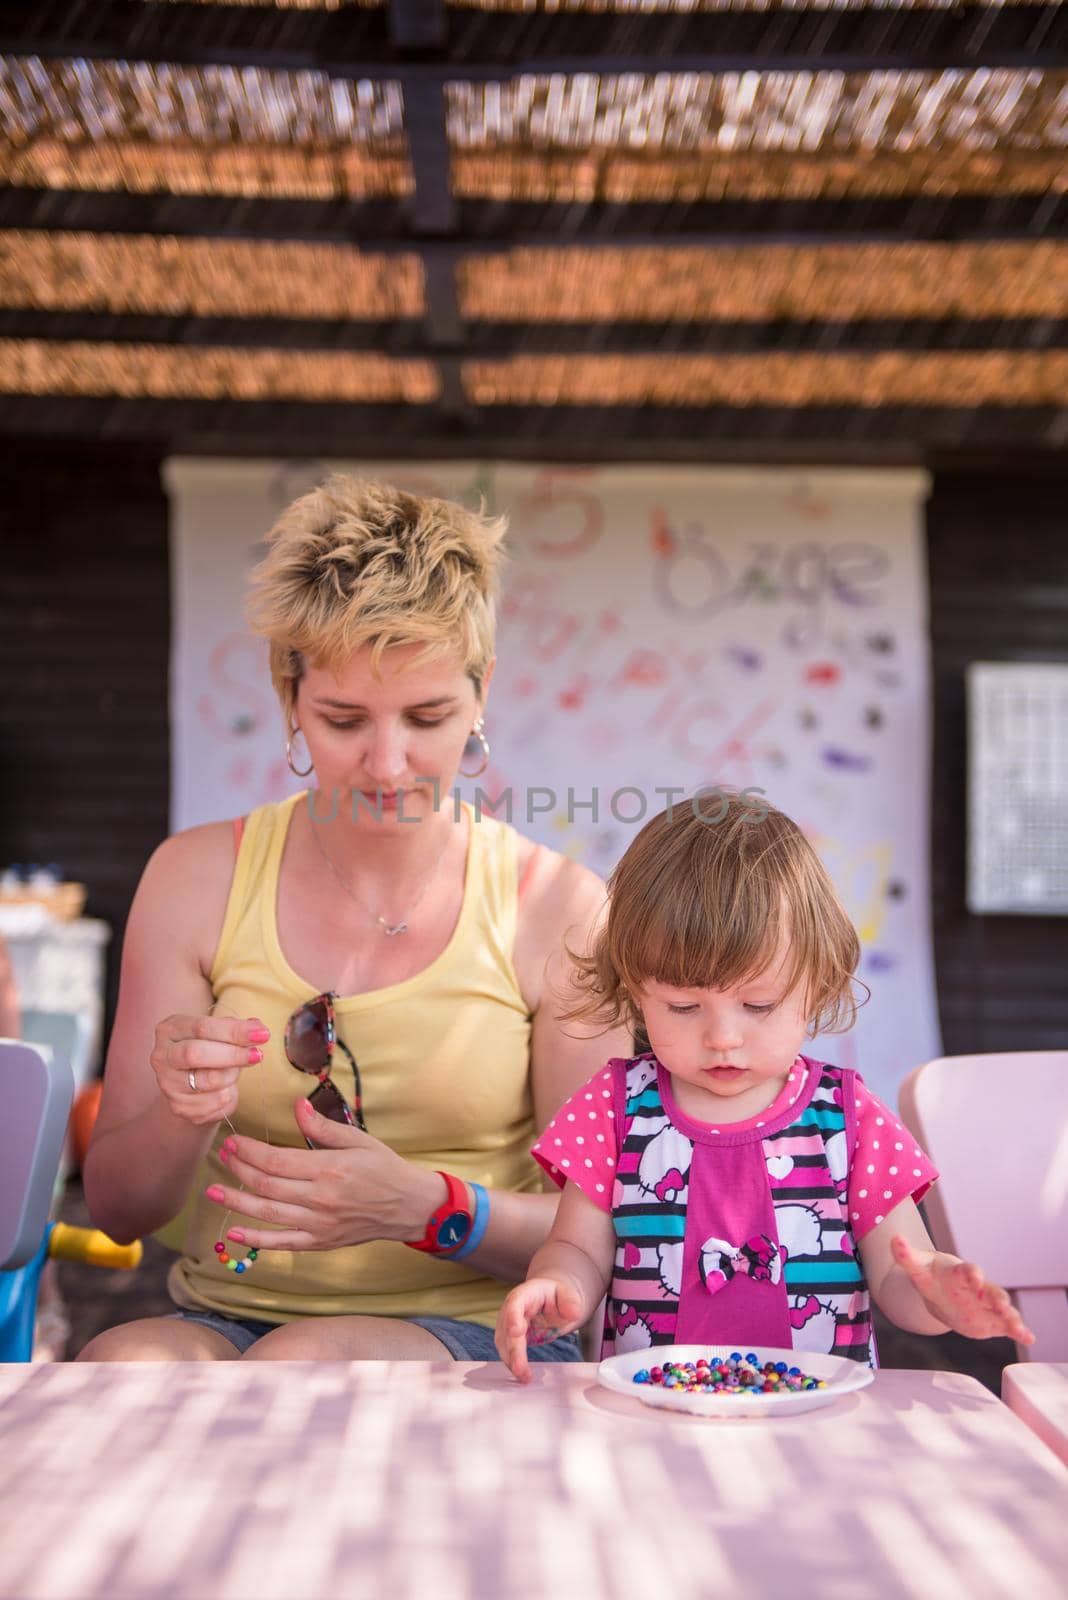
166,793,537,1327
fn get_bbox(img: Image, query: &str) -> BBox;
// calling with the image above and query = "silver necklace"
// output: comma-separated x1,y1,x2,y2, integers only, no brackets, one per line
311,823,444,936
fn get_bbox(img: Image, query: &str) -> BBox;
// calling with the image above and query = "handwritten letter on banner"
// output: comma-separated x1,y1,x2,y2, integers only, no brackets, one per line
167,459,939,1101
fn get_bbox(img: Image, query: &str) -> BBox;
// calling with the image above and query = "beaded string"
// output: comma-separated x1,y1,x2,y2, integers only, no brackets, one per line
211,1005,267,1276
213,1104,260,1274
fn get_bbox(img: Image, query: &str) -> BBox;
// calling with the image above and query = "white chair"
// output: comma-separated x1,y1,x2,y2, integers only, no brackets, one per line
898,1052,1068,1363
1,1040,139,1361
19,1009,94,1188
0,1039,74,1273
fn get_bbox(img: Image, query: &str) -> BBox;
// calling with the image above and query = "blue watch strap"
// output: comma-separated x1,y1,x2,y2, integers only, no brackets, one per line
449,1183,489,1262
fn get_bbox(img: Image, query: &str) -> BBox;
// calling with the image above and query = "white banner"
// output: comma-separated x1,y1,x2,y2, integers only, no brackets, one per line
167,458,939,1101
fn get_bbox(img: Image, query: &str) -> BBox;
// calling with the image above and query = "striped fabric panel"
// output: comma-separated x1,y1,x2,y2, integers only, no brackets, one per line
606,1060,690,1348
613,1213,687,1239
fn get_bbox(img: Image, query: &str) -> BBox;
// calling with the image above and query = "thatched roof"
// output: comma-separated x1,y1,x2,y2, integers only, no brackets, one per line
0,0,1063,457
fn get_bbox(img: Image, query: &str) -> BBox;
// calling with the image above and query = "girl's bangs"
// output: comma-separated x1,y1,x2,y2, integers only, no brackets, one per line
616,897,787,998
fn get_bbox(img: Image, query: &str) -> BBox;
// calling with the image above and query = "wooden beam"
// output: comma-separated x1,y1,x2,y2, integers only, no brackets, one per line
0,189,1061,248
422,246,463,347
1,4,1063,72
0,395,1062,460
0,310,1063,358
403,77,457,236
388,0,446,53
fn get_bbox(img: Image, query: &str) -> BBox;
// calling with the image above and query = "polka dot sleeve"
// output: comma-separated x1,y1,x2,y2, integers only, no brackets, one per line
847,1074,939,1241
531,1063,622,1214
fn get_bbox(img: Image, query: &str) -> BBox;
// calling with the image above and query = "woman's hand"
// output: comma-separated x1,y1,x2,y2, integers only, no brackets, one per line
494,1276,586,1382
150,1013,271,1129
204,1097,444,1251
890,1235,1035,1346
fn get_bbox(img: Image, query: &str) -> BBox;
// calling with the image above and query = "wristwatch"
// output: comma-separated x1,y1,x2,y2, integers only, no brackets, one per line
405,1171,473,1256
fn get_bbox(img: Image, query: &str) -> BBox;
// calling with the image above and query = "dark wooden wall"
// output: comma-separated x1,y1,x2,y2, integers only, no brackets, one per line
1,444,1065,1055
928,468,1068,1054
0,443,171,1026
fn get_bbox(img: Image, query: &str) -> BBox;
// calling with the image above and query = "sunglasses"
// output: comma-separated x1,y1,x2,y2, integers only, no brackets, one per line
284,991,365,1143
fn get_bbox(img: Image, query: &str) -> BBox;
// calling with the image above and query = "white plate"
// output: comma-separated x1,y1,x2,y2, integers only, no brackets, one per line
597,1344,874,1419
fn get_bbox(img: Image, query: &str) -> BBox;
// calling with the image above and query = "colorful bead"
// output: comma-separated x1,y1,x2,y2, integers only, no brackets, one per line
214,1239,259,1272
631,1351,827,1398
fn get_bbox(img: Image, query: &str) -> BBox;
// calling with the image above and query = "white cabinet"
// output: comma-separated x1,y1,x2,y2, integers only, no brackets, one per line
1,912,111,1088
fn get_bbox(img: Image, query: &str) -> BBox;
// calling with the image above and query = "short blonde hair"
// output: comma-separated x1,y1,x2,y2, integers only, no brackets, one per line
247,475,506,726
565,790,864,1039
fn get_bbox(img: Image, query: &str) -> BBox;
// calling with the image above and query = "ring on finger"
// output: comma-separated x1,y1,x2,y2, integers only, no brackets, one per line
189,1070,199,1093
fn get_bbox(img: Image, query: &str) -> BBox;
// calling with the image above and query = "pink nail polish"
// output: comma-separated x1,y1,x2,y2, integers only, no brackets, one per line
218,1146,229,1164
249,1028,270,1044
205,1185,225,1202
227,1229,246,1244
248,1046,263,1064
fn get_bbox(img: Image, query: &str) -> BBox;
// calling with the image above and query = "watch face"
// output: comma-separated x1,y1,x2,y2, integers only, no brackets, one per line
437,1211,471,1250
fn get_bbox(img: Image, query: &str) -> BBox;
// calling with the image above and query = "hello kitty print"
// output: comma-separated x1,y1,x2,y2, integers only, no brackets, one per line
532,1054,938,1367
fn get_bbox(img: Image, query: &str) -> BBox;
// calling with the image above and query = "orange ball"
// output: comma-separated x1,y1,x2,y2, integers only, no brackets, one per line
69,1079,104,1169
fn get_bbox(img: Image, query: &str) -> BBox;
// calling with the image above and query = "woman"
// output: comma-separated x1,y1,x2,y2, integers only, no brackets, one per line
80,476,630,1361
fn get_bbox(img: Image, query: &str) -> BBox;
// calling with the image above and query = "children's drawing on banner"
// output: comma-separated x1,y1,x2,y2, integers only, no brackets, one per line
196,634,292,803
515,469,605,561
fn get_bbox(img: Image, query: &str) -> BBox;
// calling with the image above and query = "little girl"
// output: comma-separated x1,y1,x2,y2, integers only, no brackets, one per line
497,792,1033,1378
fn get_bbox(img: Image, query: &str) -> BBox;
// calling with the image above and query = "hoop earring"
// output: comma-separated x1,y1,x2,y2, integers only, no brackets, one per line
459,716,490,779
286,727,314,778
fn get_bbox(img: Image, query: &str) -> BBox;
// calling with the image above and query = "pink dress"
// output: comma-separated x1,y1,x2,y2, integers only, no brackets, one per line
533,1054,938,1365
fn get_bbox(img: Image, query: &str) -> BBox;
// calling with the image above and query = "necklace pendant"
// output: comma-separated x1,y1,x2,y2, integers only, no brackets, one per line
381,920,408,937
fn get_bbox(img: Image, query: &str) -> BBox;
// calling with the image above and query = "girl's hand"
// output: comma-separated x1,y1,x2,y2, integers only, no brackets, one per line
890,1235,1035,1346
203,1097,444,1251
495,1277,585,1383
150,1013,270,1129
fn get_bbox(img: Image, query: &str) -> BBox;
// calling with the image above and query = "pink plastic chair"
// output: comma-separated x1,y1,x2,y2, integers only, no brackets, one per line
898,1052,1068,1363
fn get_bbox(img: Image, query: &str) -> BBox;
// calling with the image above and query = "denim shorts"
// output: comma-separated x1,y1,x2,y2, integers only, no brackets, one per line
169,1306,584,1363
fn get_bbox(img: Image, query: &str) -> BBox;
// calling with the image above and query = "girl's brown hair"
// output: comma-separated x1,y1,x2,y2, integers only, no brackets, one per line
565,789,864,1039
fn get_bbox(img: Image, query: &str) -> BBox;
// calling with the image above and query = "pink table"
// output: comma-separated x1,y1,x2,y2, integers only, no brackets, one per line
0,1362,1065,1600
1002,1363,1068,1469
